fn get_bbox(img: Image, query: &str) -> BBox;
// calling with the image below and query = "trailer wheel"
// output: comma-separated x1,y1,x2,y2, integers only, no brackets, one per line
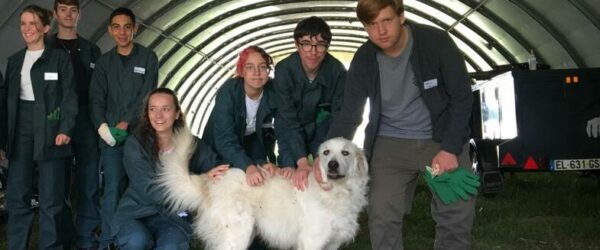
479,162,504,197
471,140,504,196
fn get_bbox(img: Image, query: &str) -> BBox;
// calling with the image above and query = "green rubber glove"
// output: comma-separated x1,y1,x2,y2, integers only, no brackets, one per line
423,168,459,205
315,108,331,124
46,107,61,121
55,107,61,121
109,127,128,146
451,168,480,197
435,168,480,201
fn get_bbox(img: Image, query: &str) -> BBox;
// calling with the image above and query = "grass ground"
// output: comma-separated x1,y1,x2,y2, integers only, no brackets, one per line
338,171,600,250
1,171,599,249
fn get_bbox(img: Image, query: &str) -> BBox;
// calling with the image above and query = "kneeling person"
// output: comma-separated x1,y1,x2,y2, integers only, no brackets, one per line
112,88,228,250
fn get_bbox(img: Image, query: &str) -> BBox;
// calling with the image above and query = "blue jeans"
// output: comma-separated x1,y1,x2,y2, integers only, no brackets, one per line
116,214,189,250
98,146,127,249
72,108,101,248
7,102,68,250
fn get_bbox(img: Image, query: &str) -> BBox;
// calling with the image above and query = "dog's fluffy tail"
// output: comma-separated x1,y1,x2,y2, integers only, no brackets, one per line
157,127,207,212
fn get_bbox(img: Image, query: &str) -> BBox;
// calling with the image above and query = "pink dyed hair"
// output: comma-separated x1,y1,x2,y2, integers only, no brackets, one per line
235,45,273,76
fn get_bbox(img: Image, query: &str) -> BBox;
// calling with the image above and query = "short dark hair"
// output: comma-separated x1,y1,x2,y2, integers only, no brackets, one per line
109,7,136,25
21,5,53,28
293,16,332,44
54,0,80,11
357,0,404,24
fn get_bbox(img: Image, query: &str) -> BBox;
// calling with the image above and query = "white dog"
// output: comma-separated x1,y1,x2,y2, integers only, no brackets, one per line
157,130,369,250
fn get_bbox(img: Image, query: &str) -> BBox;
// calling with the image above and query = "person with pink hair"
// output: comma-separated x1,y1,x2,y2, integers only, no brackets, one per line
202,45,293,249
203,46,293,186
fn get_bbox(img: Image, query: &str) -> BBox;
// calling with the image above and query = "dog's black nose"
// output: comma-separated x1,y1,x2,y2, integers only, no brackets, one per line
328,160,339,171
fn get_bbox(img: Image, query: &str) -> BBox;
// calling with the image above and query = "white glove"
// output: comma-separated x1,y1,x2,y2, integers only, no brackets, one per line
98,123,116,146
587,117,600,138
426,165,441,177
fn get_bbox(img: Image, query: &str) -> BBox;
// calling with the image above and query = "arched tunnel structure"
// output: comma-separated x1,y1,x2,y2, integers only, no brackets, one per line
0,0,599,135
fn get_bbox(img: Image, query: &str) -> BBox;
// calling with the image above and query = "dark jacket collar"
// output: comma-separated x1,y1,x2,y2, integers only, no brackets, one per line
48,33,95,50
109,42,140,57
288,51,335,88
8,46,53,66
231,77,275,115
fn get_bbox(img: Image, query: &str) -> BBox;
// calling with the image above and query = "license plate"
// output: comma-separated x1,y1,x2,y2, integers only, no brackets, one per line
551,159,600,171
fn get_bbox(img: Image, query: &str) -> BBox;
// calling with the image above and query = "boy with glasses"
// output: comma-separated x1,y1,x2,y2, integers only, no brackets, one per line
273,16,347,190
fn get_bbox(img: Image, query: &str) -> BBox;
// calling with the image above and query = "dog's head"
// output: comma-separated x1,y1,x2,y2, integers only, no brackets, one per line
317,137,368,186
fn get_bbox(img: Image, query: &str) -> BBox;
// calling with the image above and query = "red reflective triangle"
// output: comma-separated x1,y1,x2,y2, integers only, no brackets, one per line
523,156,538,170
501,152,517,166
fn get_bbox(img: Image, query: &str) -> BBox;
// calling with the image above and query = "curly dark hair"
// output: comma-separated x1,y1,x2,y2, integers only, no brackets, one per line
135,87,186,158
293,16,332,44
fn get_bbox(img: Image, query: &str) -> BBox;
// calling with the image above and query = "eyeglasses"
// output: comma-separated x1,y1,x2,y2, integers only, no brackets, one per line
298,41,328,53
244,64,270,74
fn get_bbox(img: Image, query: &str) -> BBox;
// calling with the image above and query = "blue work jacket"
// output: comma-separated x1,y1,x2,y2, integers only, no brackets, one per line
0,47,77,160
202,77,278,170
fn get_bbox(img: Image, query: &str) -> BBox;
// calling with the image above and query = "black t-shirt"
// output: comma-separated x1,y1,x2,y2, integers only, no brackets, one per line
118,53,131,64
53,38,88,105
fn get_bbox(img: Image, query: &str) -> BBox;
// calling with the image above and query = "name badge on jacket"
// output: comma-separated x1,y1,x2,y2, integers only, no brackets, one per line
134,66,146,75
90,62,95,69
45,72,59,81
424,78,438,90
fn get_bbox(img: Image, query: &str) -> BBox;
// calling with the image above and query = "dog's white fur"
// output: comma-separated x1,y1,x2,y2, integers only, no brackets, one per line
157,129,369,250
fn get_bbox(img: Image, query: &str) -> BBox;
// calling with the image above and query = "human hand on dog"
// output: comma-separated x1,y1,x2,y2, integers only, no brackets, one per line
312,157,333,191
313,157,323,183
260,162,277,177
208,164,229,182
431,150,459,174
246,164,266,186
278,167,295,179
293,157,311,191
